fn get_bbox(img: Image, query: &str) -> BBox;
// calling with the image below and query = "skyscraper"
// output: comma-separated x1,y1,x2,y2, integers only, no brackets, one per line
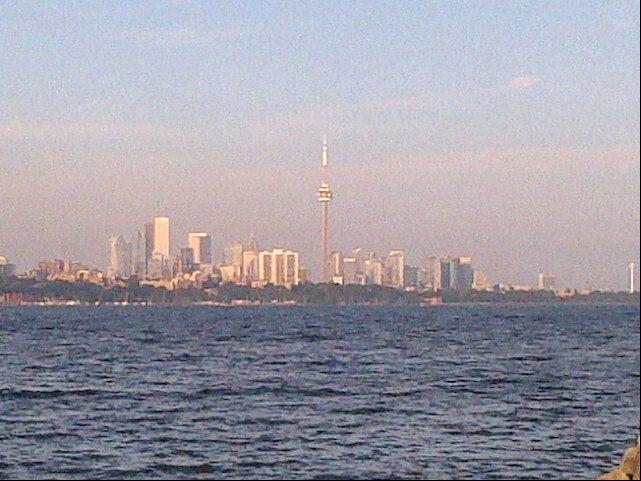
404,265,419,290
222,242,244,283
132,229,144,277
365,257,383,285
108,235,132,279
144,221,155,275
450,256,473,290
331,251,343,279
242,235,260,285
258,248,300,287
384,250,405,289
425,256,440,291
317,135,333,282
188,232,212,265
449,257,460,289
342,256,358,284
439,258,451,290
153,216,170,260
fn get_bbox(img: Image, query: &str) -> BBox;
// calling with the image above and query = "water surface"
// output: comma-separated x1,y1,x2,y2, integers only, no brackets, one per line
1,304,639,479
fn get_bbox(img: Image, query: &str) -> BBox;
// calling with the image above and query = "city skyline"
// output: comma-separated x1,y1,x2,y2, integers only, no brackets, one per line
0,2,639,290
3,211,637,293
2,161,640,290
2,165,640,290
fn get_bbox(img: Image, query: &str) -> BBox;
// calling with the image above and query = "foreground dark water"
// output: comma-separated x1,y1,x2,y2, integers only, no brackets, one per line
0,304,639,480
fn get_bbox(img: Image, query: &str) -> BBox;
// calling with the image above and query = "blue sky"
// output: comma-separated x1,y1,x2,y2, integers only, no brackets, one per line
0,1,639,288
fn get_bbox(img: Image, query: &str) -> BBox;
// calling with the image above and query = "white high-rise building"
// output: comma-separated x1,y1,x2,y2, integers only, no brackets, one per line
258,249,300,287
342,256,358,284
243,250,260,284
331,251,343,278
188,232,211,265
365,257,383,285
241,235,260,285
538,273,557,291
153,216,170,260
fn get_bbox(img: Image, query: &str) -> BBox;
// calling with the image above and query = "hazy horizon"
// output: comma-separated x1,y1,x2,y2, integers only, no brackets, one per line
1,1,639,289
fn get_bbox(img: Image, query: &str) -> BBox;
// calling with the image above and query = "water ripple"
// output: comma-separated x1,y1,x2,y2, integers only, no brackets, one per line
0,304,638,479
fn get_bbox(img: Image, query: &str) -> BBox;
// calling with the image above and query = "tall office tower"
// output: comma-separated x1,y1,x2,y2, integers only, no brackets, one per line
342,256,358,284
630,262,636,294
258,251,273,285
537,273,557,291
439,257,451,290
224,241,243,265
222,242,244,283
458,256,474,290
384,250,405,289
317,135,333,282
153,216,170,260
176,247,195,274
425,256,440,291
132,230,144,276
258,249,300,287
365,257,383,285
109,235,132,279
352,248,366,275
404,265,419,290
242,250,260,284
450,256,473,290
242,235,260,285
449,257,460,289
188,232,212,265
144,221,155,274
331,251,344,278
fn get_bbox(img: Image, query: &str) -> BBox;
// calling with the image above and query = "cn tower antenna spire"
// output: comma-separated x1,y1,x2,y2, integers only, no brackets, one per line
317,134,333,283
322,134,328,169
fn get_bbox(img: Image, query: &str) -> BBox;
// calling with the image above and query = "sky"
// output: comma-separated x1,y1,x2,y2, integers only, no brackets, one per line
0,0,639,289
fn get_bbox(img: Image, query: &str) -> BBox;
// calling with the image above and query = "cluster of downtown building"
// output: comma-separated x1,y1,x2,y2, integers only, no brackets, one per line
5,136,634,294
4,233,636,295
105,216,305,290
104,215,492,293
327,250,489,292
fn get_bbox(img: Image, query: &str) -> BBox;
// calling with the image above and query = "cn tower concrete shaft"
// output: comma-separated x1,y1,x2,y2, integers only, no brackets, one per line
317,136,332,283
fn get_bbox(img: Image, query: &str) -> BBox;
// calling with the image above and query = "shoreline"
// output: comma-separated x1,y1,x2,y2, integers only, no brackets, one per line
0,300,639,308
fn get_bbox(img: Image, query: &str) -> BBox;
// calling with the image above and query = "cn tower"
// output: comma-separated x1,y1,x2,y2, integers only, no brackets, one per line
317,135,333,282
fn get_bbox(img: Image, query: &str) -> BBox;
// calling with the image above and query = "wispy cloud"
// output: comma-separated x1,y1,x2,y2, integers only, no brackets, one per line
122,28,243,46
0,121,169,143
164,0,191,6
507,76,540,91
363,96,435,110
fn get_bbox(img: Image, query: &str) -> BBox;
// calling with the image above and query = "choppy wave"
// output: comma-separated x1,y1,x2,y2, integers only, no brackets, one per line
0,304,638,479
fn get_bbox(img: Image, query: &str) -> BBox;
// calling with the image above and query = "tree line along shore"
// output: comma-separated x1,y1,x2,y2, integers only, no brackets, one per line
1,277,639,305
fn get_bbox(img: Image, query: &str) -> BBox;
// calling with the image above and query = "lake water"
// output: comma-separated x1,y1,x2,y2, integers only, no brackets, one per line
0,304,639,479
